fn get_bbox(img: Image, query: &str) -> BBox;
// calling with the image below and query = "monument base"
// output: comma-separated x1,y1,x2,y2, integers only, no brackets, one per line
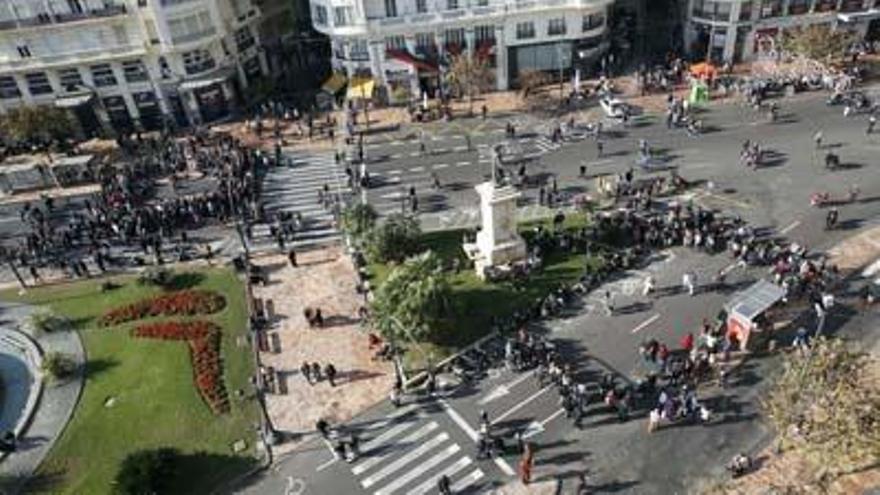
465,235,527,280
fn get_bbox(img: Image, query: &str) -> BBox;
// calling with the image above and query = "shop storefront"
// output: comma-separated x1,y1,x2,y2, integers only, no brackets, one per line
193,83,229,123
102,95,134,134
133,91,163,131
508,41,573,88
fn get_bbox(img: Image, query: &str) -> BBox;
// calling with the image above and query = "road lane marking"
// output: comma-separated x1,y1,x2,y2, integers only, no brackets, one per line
492,385,551,423
409,152,421,157
410,166,425,172
479,370,535,405
631,313,660,334
390,154,402,159
361,433,449,488
779,220,801,235
409,457,474,495
374,443,460,495
456,161,471,167
433,163,449,169
454,145,468,151
352,421,438,475
450,469,485,492
439,398,516,477
522,408,566,440
387,169,402,174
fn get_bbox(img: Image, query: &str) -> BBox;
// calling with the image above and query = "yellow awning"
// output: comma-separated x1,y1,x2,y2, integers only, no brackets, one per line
321,73,347,94
346,78,375,100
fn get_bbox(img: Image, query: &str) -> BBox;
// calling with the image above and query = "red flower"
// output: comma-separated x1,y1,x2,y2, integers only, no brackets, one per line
100,290,226,326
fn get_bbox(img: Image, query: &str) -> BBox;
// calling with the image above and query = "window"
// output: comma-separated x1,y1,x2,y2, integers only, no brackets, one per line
17,45,31,58
68,0,84,14
444,28,465,51
314,5,328,26
385,0,397,17
0,76,21,99
182,49,215,75
739,1,753,20
167,10,214,43
692,0,731,21
474,25,495,43
385,35,406,55
760,0,783,18
548,17,566,36
582,13,605,31
788,0,809,14
516,22,535,39
122,60,149,83
90,64,117,87
416,0,427,13
25,72,53,96
447,0,459,9
415,32,435,54
349,40,369,60
235,27,256,52
476,0,489,6
58,68,84,91
334,6,353,26
841,0,866,9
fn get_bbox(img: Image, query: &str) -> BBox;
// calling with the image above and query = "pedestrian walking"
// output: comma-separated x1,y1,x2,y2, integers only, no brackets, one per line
438,474,452,495
301,361,312,384
596,139,604,158
604,289,615,316
316,418,331,438
682,271,696,296
288,249,298,268
868,115,876,135
325,363,337,387
814,130,823,149
519,443,534,485
347,433,360,462
333,440,346,460
642,275,655,297
28,265,41,284
389,385,401,407
311,362,322,382
647,408,661,433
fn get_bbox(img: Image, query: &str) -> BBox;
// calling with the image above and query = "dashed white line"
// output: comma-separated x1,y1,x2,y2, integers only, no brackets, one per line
434,148,449,154
631,313,660,334
409,152,421,157
453,146,468,152
387,169,402,174
456,161,471,167
410,166,425,172
779,220,801,235
433,163,449,169
438,398,515,477
391,154,402,159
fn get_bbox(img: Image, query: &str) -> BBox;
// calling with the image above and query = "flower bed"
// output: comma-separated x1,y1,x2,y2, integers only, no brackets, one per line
132,321,230,414
101,290,226,326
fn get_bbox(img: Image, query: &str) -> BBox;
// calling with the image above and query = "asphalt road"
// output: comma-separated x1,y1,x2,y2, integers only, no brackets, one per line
233,91,880,495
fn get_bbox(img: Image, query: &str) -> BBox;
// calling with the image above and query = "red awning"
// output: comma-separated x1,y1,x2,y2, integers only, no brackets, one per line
387,49,439,72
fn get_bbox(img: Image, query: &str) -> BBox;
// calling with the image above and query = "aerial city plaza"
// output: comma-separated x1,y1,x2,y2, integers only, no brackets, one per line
0,0,877,493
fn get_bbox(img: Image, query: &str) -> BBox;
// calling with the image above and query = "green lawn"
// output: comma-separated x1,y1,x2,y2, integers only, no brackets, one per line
3,268,261,494
369,213,602,371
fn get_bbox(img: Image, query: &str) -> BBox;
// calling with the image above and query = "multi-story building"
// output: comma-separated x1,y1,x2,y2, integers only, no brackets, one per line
308,0,614,103
686,0,880,63
0,0,269,138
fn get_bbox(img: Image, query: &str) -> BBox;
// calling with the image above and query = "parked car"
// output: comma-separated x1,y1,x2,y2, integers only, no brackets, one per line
600,97,628,119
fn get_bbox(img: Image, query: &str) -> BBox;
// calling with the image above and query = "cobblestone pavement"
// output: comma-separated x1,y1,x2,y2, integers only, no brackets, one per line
251,245,393,457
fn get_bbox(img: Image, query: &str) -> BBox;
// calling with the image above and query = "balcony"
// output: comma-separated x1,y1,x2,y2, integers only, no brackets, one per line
0,4,127,31
171,27,218,45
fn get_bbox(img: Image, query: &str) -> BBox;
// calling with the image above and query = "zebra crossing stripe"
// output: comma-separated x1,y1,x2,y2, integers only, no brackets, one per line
358,414,425,455
373,443,461,495
450,469,485,492
409,456,474,495
352,421,439,476
361,433,450,488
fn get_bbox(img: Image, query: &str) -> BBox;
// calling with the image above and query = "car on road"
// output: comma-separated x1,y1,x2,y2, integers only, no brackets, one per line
600,97,628,119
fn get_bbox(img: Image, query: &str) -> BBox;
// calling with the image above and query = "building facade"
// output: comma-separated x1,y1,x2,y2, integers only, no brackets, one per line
308,0,614,102
686,0,880,63
0,0,269,138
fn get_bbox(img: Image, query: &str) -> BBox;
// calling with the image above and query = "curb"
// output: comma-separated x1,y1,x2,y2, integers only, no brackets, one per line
0,327,44,463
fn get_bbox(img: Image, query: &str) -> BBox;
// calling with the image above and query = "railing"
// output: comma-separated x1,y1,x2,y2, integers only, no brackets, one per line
362,0,605,29
171,27,218,45
0,4,127,31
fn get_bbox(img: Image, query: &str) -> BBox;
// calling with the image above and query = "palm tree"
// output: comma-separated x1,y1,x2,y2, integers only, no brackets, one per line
341,203,378,241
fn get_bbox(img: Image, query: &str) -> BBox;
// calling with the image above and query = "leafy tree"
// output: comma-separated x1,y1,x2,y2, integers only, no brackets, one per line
370,251,450,344
763,337,880,480
114,448,179,495
779,25,856,64
445,53,495,116
0,105,73,144
341,203,378,240
365,214,421,263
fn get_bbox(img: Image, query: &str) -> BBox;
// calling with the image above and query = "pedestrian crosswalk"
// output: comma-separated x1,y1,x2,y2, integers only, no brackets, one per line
348,410,485,495
254,149,349,250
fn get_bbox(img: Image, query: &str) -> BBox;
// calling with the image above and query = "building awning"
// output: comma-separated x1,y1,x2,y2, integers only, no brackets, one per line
725,279,785,322
321,72,347,94
55,92,93,109
839,9,880,22
346,78,375,100
179,67,235,92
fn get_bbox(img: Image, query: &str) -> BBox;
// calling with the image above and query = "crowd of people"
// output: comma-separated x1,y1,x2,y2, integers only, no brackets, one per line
2,131,267,286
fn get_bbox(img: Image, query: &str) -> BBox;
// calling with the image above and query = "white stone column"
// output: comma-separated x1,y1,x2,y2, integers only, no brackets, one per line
369,40,385,83
465,27,475,58
120,92,143,131
494,25,508,90
405,35,420,98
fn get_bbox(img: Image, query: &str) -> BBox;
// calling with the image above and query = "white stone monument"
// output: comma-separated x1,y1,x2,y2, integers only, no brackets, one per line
463,180,527,278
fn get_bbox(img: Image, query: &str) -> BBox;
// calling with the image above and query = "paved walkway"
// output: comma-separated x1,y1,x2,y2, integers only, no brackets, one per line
252,245,393,457
0,301,85,492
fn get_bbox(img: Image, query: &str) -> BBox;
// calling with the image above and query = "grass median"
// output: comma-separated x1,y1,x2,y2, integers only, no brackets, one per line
3,268,261,494
367,212,602,372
